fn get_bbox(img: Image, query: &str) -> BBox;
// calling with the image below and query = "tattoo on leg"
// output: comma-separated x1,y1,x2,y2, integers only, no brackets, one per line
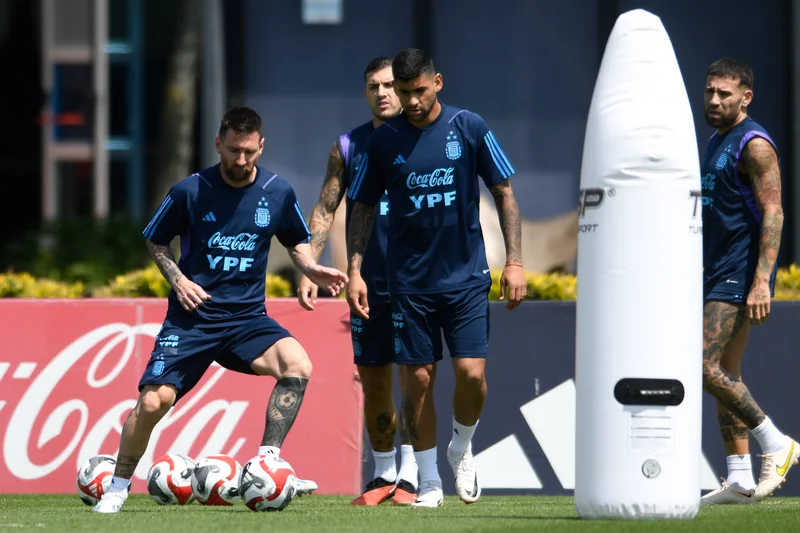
114,455,141,479
261,377,308,448
718,413,750,442
401,393,419,444
398,404,413,446
703,303,765,429
366,412,394,450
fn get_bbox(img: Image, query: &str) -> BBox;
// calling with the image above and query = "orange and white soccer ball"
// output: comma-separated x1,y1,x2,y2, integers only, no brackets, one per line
76,454,117,506
191,455,242,505
146,453,196,505
239,454,297,512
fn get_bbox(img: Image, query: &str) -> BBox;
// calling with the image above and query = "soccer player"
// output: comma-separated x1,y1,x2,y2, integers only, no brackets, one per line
698,58,799,504
296,56,419,506
92,107,348,513
346,48,526,508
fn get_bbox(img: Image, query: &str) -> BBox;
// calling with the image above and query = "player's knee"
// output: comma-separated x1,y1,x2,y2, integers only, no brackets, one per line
453,361,486,388
701,361,720,391
405,365,434,392
138,386,176,418
281,350,313,380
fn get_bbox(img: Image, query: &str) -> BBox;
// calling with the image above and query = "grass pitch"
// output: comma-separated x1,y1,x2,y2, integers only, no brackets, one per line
1,494,799,532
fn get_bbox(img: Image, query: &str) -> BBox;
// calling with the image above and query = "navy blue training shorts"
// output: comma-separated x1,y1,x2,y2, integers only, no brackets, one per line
138,314,292,403
391,283,490,365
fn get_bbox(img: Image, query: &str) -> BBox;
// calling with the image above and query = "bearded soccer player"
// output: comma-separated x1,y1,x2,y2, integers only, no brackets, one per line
296,56,419,505
346,48,526,508
93,107,348,513
698,58,799,505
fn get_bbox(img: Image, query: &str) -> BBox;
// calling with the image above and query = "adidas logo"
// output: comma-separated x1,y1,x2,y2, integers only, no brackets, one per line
202,212,216,222
393,155,406,165
472,379,721,491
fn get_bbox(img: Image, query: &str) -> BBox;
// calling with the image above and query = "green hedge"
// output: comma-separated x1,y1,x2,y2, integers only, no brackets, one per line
3,264,800,301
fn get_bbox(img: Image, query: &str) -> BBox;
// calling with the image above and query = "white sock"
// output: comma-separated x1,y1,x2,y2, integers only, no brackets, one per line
449,418,478,454
751,417,790,454
726,454,756,491
109,476,130,492
258,445,280,457
397,444,419,489
414,447,441,485
372,449,397,482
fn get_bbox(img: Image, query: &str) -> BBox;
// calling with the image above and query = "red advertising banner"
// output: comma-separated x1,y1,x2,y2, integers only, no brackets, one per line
0,299,362,495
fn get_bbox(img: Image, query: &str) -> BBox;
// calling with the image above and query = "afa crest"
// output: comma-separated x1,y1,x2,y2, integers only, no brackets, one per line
445,130,462,160
715,152,728,170
152,360,164,376
255,197,270,228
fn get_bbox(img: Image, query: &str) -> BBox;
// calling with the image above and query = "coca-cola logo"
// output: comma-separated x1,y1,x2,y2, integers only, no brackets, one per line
405,167,455,189
2,324,248,481
208,232,258,252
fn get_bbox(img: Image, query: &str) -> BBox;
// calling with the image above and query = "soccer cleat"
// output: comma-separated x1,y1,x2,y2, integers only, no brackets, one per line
700,480,756,505
754,439,800,500
294,477,318,497
411,480,444,508
92,488,129,513
392,479,418,505
350,477,395,506
447,443,481,504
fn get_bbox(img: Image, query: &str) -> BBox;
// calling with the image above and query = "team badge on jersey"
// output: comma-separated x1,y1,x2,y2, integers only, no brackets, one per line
445,130,462,160
715,152,728,170
255,197,270,228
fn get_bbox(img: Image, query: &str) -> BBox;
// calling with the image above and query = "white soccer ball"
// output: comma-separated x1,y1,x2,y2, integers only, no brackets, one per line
239,454,298,512
76,454,117,506
191,455,242,505
146,453,196,505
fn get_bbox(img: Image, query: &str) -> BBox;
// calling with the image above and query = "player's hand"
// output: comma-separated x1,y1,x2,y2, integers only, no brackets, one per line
297,275,319,311
346,273,370,319
174,277,211,312
306,265,348,297
499,264,526,311
746,276,771,325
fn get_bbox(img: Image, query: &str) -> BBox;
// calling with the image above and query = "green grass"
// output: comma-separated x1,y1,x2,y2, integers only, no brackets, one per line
1,494,799,532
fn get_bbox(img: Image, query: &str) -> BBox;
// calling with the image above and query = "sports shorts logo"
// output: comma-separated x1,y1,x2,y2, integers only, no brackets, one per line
152,360,165,376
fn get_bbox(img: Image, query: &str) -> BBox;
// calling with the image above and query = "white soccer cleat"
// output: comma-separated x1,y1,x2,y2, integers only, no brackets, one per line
294,477,318,496
410,480,444,508
754,439,800,500
92,489,129,513
700,480,756,505
447,444,481,504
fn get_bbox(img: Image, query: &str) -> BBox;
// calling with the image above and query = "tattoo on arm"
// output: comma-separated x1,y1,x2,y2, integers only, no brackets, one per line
488,180,523,264
346,203,375,274
114,455,141,479
145,240,184,287
740,138,783,279
308,140,347,261
702,302,765,428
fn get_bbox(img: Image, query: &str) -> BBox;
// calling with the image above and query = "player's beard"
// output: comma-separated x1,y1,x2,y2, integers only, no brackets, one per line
405,99,434,123
222,160,253,182
704,99,744,130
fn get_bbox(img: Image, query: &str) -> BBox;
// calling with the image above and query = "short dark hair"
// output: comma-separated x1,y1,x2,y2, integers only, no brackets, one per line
392,48,436,82
706,58,754,90
364,56,393,82
219,106,263,139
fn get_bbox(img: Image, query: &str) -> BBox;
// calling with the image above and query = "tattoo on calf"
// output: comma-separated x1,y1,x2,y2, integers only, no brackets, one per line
703,303,765,428
717,413,750,442
114,455,141,479
261,377,308,448
401,394,419,444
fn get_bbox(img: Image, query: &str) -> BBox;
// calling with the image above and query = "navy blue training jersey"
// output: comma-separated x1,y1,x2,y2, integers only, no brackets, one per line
142,165,310,325
701,116,778,294
347,104,515,294
340,121,390,300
